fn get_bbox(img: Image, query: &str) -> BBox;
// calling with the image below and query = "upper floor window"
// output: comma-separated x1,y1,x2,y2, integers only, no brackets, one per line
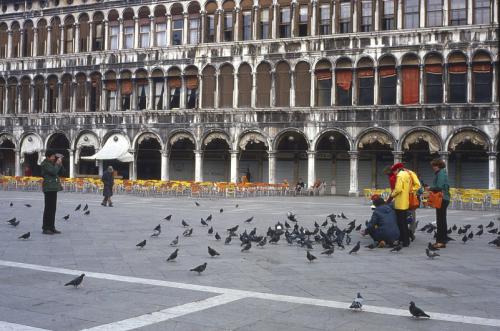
360,0,373,32
242,11,252,40
426,0,442,27
382,0,395,30
474,0,490,24
404,0,419,29
298,5,308,37
123,26,134,49
260,8,270,39
450,0,467,26
139,23,150,48
339,1,351,33
280,7,291,38
319,4,331,35
109,24,119,50
93,18,104,51
156,22,167,47
206,14,215,42
172,16,183,45
224,13,233,41
189,16,200,44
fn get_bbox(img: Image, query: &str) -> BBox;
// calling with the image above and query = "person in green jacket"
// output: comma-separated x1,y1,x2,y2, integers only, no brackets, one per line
41,149,63,235
428,158,450,249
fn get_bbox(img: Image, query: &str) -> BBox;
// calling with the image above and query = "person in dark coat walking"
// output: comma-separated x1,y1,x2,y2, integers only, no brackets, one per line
362,197,400,247
101,166,115,207
41,149,63,234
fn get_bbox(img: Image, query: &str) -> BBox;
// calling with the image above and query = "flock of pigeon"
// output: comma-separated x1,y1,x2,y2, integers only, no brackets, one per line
4,198,500,321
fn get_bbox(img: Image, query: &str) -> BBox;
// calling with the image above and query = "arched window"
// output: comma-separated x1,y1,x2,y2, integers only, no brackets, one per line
138,7,150,48
316,60,332,107
275,62,290,107
240,0,253,40
120,70,132,110
335,58,352,106
219,64,234,107
7,78,17,113
61,74,72,112
50,17,61,54
359,0,373,32
64,16,75,53
20,77,31,113
256,62,271,107
222,1,235,41
0,24,7,58
46,76,58,113
11,22,21,58
151,69,165,110
167,67,182,109
258,0,272,39
92,12,104,51
378,55,397,105
78,14,90,52
472,51,492,103
449,0,467,26
424,54,443,103
205,1,218,43
448,52,467,103
90,72,101,112
474,0,490,24
123,8,135,49
278,0,291,38
426,0,442,27
104,71,117,111
238,63,252,107
171,4,183,45
401,54,420,104
108,10,119,50
22,21,34,57
75,73,87,112
34,76,44,113
154,6,167,47
188,3,201,44
357,58,374,105
202,65,216,108
36,19,47,56
136,69,148,110
295,62,310,107
185,66,199,109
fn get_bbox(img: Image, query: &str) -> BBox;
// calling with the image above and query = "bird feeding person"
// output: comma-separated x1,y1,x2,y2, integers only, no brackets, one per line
362,196,400,247
41,149,63,235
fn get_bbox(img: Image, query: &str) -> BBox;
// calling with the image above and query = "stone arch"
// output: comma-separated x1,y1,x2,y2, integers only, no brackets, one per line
102,130,132,148
237,130,270,151
273,128,310,151
0,132,17,176
202,130,231,148
446,127,490,152
0,132,18,150
399,127,442,153
73,131,100,174
44,131,71,151
356,128,396,151
313,128,353,151
168,129,196,148
134,130,163,180
20,132,44,166
133,130,164,151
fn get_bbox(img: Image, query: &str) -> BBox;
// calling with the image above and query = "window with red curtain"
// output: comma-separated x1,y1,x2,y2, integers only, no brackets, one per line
424,64,442,103
379,66,396,105
473,62,492,103
402,66,419,104
336,69,352,106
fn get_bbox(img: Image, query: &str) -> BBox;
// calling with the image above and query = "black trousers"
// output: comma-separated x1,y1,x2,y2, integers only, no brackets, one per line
435,200,450,244
395,209,410,247
43,191,58,231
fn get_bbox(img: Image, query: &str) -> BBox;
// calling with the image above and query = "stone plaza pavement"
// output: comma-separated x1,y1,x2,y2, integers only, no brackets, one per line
0,191,499,331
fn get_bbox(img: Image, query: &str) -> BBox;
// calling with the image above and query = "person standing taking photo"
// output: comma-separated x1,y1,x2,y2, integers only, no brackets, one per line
41,150,63,235
428,159,450,249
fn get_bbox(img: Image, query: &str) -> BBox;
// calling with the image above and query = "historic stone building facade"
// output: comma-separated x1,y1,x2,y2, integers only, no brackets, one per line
0,0,498,195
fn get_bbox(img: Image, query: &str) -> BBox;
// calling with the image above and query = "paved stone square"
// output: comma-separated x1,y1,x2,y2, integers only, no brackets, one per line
0,191,499,331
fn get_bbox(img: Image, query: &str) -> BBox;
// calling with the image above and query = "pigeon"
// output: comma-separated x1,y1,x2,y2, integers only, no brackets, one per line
349,293,363,310
462,234,468,244
182,220,189,227
321,248,334,256
65,274,85,288
427,242,439,251
170,236,179,246
150,231,160,238
224,236,232,245
164,214,172,221
257,237,267,247
154,224,161,233
227,225,239,233
355,224,362,231
235,204,239,208
488,228,498,234
244,217,254,223
18,232,30,240
201,219,208,226
24,204,32,208
409,301,430,318
9,202,13,207
341,212,348,219
6,217,17,225
306,250,317,262
136,240,146,248
8,220,20,227
285,221,291,229
183,228,193,237
208,226,214,235
426,249,439,259
206,214,213,221
463,224,471,230
488,237,500,247
166,249,179,262
62,214,70,221
75,204,81,211
219,208,223,213
452,224,457,231
241,242,251,252
208,246,220,257
190,262,207,275
477,224,483,229
321,220,328,227
486,221,494,228
215,232,221,241
195,202,200,207
476,228,483,236
83,210,90,216
83,204,88,211
390,243,403,252
349,241,361,254
467,232,474,240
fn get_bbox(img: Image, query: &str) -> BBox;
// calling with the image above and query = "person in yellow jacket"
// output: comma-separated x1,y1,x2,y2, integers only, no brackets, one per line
390,163,421,247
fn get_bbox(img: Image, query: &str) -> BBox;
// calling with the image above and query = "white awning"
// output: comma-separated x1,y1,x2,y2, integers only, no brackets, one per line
82,134,133,163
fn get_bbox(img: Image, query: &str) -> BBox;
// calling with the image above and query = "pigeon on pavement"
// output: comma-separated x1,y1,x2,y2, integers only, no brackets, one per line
190,262,207,275
215,232,221,241
306,250,317,262
208,246,220,257
349,293,363,310
18,232,30,240
166,249,179,262
349,241,361,254
426,249,439,259
65,274,85,288
136,240,146,249
409,301,430,318
170,236,179,246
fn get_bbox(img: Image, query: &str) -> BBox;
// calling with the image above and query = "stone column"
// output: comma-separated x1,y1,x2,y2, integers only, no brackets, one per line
467,0,473,25
307,151,316,189
148,77,154,110
70,81,77,112
15,150,21,176
134,17,139,49
396,66,402,105
352,0,358,33
443,0,449,26
129,150,137,180
291,2,297,37
131,80,137,110
166,15,172,45
397,0,403,29
290,69,296,107
46,27,52,55
57,82,63,113
492,62,498,103
310,69,316,107
439,151,449,167
183,12,189,45
373,67,379,105
488,152,498,190
33,28,38,57
419,0,425,28
216,9,222,43
214,68,220,108
374,0,380,30
252,5,259,40
494,0,499,24
270,70,276,106
30,84,35,113
230,150,239,183
233,71,238,108
19,29,25,57
250,70,256,108
7,30,12,58
98,160,104,176
351,69,357,105
271,4,278,39
15,83,21,114
419,64,424,104
161,151,169,181
392,151,403,164
194,149,203,182
118,18,124,49
200,11,206,43
74,23,80,53
268,151,277,184
103,20,109,50
331,1,337,34
467,63,472,103
348,151,359,196
150,16,155,47
198,74,203,108
68,149,75,178
180,77,186,109
234,8,240,41
59,25,64,55
311,1,318,36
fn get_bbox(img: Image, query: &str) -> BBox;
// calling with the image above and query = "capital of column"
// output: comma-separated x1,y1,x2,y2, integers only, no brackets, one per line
438,151,449,157
194,149,203,155
229,150,239,155
307,150,316,156
7,30,13,35
487,152,498,159
267,151,277,158
392,151,403,157
161,151,169,157
348,151,359,158
128,149,136,154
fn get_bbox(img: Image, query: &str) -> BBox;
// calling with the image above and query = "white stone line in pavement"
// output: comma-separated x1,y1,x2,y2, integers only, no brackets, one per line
80,293,244,331
1,259,500,328
0,321,52,331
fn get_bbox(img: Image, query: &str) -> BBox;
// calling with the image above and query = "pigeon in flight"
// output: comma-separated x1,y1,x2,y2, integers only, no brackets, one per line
425,249,439,259
409,301,430,318
84,210,90,216
65,274,85,288
24,204,32,208
227,225,239,233
241,242,251,252
190,262,207,275
136,240,146,249
83,204,88,211
75,204,81,211
182,220,190,227
306,250,317,262
208,246,220,257
164,215,172,221
349,293,363,310
244,217,254,223
215,232,221,241
349,241,361,254
166,249,179,262
18,232,30,240
170,236,179,246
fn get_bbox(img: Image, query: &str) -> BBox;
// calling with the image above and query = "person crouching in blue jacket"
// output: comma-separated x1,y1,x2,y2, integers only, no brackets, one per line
362,196,400,247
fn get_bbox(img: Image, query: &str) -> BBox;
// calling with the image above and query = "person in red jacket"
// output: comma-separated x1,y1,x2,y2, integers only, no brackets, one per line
383,165,397,203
